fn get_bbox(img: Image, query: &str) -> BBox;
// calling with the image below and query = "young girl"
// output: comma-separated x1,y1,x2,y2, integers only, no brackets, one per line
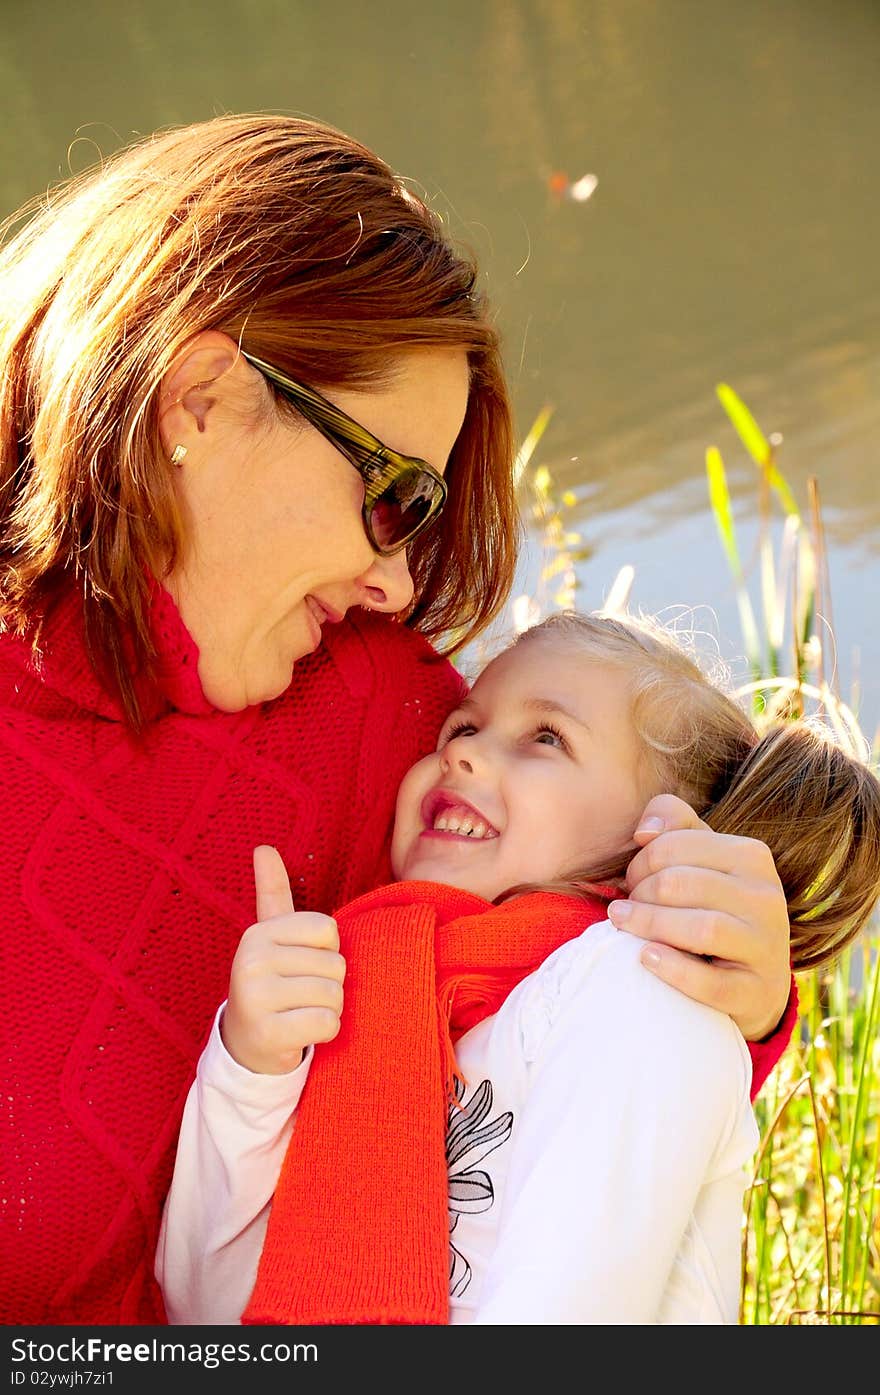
155,610,880,1325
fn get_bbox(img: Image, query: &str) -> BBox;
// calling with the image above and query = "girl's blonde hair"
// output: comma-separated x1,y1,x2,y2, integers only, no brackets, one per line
508,610,880,972
0,114,519,726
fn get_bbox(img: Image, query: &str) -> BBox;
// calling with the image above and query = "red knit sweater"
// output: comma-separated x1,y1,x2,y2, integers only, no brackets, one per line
0,587,465,1325
0,587,795,1325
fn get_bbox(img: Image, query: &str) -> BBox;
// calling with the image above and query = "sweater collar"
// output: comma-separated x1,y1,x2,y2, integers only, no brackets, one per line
6,576,213,722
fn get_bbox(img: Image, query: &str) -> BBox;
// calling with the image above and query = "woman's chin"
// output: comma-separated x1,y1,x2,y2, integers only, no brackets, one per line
257,663,299,706
196,612,326,709
199,660,295,712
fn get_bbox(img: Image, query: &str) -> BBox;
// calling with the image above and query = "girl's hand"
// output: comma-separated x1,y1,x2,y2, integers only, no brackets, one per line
608,794,791,1041
221,845,346,1074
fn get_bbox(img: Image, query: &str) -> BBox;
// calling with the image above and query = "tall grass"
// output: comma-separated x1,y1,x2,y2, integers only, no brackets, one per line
706,385,879,1326
744,942,879,1323
513,384,880,1325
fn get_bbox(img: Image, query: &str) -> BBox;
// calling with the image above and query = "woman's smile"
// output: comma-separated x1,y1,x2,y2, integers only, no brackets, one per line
304,595,343,650
167,344,469,710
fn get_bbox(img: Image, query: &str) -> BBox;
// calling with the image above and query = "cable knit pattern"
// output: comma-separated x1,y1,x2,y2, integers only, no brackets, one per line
0,588,465,1325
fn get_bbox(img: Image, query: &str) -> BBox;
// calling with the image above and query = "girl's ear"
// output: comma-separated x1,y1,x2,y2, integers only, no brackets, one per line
158,330,261,453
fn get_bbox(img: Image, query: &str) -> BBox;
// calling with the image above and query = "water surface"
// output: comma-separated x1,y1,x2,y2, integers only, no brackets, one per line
2,0,878,728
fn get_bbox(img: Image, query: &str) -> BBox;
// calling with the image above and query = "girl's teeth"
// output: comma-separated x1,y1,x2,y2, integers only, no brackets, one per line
432,812,494,838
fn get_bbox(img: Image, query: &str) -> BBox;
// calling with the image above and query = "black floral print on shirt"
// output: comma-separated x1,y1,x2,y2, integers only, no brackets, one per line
447,1077,514,1297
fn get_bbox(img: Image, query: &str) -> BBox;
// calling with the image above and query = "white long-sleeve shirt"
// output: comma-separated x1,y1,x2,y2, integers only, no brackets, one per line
156,922,758,1324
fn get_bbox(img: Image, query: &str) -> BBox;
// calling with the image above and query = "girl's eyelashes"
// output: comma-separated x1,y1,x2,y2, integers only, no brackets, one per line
441,719,477,744
440,718,570,754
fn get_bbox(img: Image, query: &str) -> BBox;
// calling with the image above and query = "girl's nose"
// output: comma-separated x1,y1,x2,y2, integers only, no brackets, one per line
440,737,480,777
358,549,415,614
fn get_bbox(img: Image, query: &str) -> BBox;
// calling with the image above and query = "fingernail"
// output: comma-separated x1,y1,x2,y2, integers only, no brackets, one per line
608,900,631,924
636,816,665,834
641,947,662,969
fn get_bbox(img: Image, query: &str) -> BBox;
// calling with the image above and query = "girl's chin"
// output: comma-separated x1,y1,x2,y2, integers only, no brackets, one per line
397,859,498,899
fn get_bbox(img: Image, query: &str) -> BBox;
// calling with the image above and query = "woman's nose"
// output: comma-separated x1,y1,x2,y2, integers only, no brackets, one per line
359,549,415,614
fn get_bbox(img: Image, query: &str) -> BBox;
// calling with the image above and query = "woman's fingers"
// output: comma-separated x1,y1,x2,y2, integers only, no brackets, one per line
610,865,791,1041
616,805,792,1040
626,827,775,890
627,865,773,920
629,944,751,1019
607,899,749,962
633,792,710,840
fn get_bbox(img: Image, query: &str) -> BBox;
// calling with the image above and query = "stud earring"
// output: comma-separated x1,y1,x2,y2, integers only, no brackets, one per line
170,444,188,467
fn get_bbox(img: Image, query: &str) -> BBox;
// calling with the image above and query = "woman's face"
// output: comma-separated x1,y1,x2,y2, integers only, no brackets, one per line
163,341,470,710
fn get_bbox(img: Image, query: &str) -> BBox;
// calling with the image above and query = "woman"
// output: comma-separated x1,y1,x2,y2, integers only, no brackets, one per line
0,113,792,1325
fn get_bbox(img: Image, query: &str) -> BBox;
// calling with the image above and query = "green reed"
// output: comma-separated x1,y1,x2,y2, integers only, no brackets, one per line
514,384,880,1325
706,385,879,1326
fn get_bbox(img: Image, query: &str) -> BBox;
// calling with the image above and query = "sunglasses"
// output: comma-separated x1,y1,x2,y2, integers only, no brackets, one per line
241,351,449,556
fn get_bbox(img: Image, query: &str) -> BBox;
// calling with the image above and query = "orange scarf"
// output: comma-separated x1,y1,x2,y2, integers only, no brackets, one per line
241,879,612,1326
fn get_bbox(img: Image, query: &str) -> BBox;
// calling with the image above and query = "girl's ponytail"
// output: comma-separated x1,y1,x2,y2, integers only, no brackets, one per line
501,613,880,970
704,723,880,970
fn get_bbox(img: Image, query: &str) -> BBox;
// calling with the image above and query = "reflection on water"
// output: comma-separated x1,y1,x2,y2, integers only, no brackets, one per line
1,0,878,725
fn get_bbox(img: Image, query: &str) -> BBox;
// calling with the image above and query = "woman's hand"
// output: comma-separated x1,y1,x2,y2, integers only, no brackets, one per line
607,795,791,1041
221,845,346,1074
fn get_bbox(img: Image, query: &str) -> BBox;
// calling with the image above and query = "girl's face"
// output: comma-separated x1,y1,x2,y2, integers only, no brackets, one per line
165,344,470,711
391,638,649,901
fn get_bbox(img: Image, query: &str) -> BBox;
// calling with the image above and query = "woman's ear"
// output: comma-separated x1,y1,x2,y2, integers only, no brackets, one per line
158,330,259,456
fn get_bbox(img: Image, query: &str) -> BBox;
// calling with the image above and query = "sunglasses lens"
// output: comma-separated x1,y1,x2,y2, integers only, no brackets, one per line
369,468,445,552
